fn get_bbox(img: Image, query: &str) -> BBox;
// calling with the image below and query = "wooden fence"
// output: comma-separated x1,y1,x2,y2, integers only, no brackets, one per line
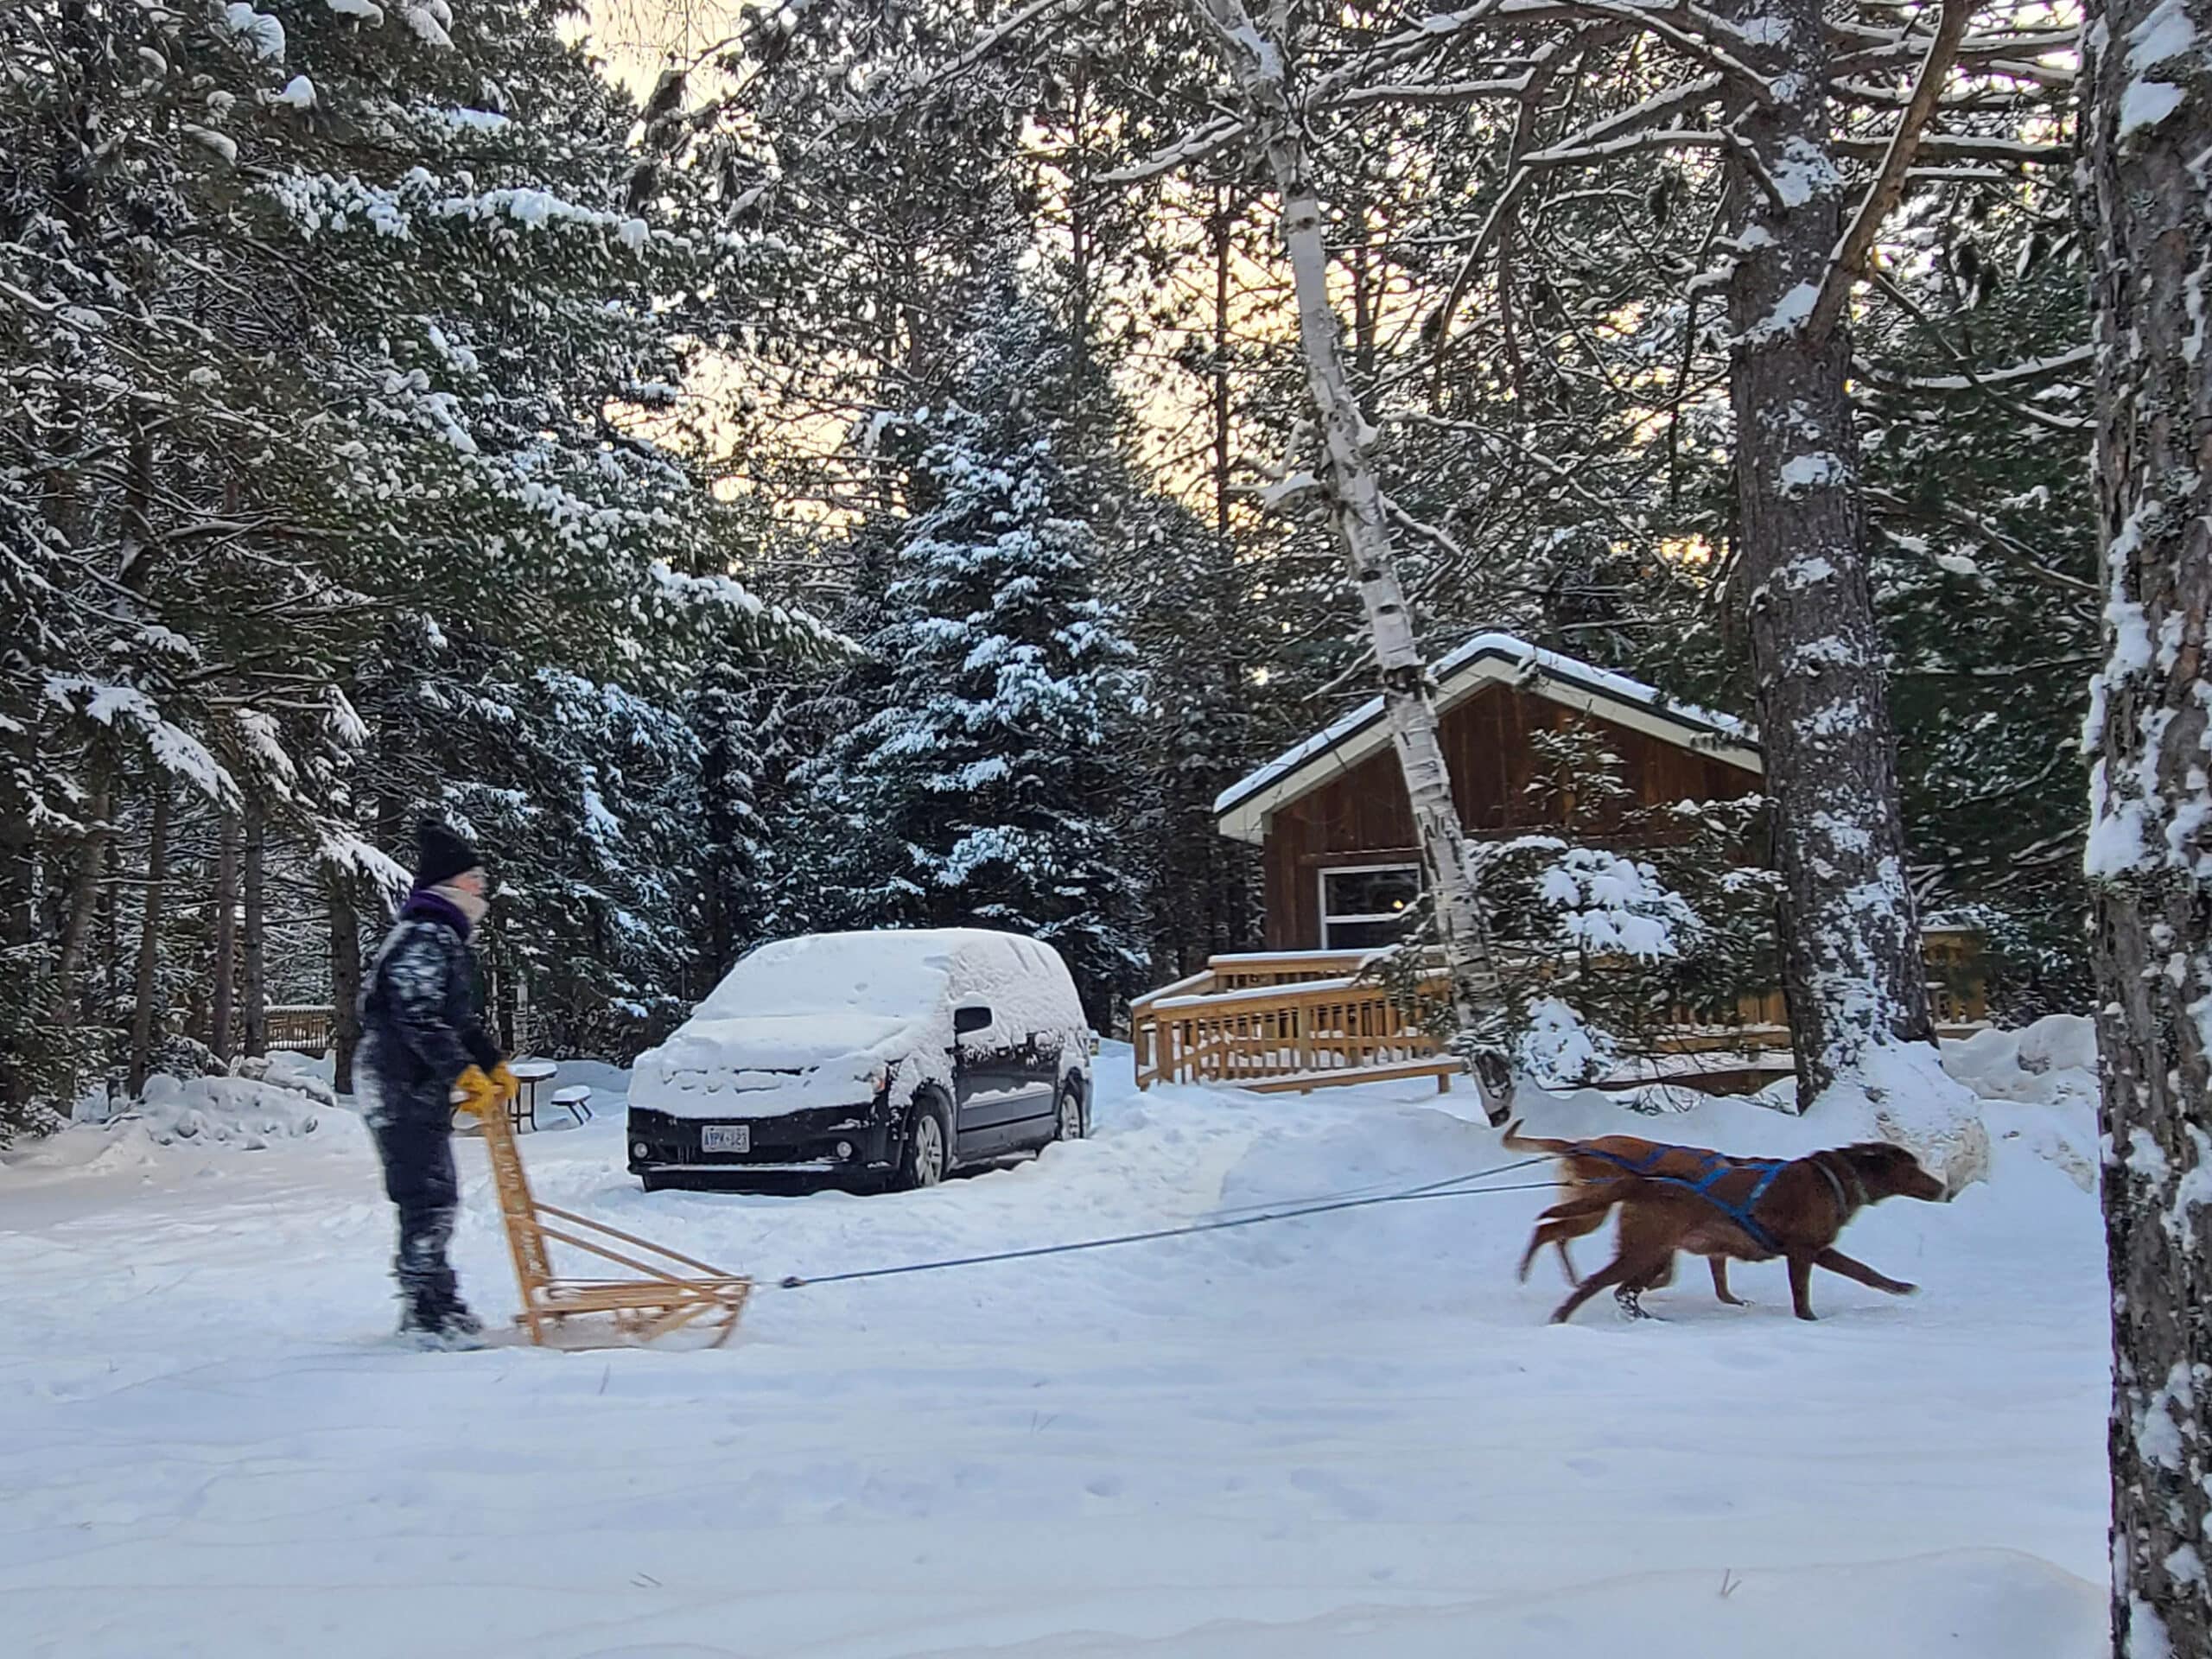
248,1001,550,1057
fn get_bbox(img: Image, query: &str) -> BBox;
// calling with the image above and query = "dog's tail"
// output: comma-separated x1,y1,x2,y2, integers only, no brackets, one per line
1501,1117,1576,1156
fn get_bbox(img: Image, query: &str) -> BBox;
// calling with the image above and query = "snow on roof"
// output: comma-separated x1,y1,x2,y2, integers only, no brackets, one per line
1214,632,1759,839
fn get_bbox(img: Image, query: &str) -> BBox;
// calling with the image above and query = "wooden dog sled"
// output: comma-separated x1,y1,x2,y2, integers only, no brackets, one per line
456,1069,752,1349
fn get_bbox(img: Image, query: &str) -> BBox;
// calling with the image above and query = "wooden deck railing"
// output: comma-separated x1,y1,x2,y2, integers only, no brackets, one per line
1131,952,1460,1094
264,1005,334,1052
1131,939,1991,1095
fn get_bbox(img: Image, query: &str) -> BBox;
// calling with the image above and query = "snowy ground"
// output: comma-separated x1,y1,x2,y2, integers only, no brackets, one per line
1,1039,2110,1658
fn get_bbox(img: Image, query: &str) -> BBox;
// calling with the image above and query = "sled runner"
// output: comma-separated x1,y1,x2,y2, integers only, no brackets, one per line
455,1069,752,1348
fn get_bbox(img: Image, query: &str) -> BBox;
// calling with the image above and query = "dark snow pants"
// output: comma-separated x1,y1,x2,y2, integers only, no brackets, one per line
371,1112,461,1319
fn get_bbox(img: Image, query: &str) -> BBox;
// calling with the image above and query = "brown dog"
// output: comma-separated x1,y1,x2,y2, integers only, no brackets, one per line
1544,1141,1948,1325
1503,1120,1760,1303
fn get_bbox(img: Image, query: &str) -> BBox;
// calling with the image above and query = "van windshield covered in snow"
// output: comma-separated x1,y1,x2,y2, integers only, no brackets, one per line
693,931,960,1023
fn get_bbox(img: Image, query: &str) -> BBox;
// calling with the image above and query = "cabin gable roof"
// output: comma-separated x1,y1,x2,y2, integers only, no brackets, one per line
1214,632,1764,845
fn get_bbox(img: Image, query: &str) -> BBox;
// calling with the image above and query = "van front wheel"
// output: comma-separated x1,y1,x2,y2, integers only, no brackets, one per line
896,1097,950,1191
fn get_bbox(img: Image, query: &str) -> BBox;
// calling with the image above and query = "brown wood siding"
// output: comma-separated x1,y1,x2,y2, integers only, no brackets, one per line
1261,683,1760,949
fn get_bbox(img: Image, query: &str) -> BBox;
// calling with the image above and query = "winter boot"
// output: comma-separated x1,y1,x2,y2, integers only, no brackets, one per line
396,1288,442,1340
396,1290,486,1351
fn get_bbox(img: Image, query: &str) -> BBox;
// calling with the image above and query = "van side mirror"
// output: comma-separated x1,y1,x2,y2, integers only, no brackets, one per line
953,1005,993,1037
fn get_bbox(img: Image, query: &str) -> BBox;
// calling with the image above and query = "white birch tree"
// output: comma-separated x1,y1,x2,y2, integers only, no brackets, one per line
1185,0,1515,1122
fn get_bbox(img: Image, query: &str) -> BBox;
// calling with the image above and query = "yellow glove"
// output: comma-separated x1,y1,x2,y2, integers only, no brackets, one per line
453,1065,500,1118
491,1062,520,1104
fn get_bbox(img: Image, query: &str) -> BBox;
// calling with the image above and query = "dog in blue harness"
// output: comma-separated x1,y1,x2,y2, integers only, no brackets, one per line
1506,1122,1772,1306
1534,1139,1948,1324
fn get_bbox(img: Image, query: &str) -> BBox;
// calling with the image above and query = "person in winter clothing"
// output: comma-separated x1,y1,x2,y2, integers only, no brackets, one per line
359,820,513,1348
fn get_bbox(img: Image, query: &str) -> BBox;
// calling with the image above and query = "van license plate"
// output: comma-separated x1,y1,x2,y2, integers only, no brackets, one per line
702,1124,750,1154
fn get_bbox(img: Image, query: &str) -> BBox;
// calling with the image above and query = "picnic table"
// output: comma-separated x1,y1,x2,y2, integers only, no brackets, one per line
507,1059,558,1132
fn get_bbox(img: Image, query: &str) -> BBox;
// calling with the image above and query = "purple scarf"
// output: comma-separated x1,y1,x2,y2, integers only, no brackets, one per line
403,886,474,940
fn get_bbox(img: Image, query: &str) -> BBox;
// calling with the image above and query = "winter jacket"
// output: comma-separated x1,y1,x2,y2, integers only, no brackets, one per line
359,892,500,1125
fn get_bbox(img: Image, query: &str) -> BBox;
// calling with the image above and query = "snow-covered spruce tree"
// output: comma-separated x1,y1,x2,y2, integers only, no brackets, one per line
1118,490,1263,977
445,664,703,1057
1853,168,2095,1014
2079,0,2212,1650
692,641,816,988
843,283,1146,1026
1,0,832,1110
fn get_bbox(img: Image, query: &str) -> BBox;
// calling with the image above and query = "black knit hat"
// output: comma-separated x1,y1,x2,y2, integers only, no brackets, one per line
414,819,483,890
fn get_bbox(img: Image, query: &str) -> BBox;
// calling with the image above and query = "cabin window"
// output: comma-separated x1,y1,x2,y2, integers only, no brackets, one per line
1319,864,1423,950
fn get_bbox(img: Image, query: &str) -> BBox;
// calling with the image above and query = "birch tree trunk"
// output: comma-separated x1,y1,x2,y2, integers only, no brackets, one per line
209,812,238,1064
125,781,169,1097
1718,0,1934,1103
1192,0,1512,1121
2081,4,2212,1651
242,801,266,1059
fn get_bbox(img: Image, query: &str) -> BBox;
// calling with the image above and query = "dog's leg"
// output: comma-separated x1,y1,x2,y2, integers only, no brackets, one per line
1613,1284,1657,1320
1556,1238,1579,1286
1787,1253,1818,1321
1815,1247,1917,1297
1709,1258,1747,1306
1550,1254,1640,1325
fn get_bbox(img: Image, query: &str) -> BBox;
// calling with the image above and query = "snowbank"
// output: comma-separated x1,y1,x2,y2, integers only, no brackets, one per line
76,1071,338,1149
1940,1015,2101,1192
1810,1041,1993,1192
1944,1014,2100,1100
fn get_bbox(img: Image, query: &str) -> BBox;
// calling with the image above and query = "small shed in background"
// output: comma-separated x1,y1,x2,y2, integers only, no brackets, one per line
1212,633,1764,952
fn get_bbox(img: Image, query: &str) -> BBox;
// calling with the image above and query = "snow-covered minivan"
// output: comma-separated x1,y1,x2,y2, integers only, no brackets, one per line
626,929,1096,1192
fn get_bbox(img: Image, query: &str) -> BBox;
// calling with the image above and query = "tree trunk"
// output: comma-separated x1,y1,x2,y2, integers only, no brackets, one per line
1193,0,1512,1122
209,812,238,1063
1067,58,1093,454
50,753,113,1025
328,874,362,1094
0,722,35,1122
1211,188,1234,543
242,801,266,1058
1719,0,1933,1104
2081,4,2212,1653
125,782,170,1096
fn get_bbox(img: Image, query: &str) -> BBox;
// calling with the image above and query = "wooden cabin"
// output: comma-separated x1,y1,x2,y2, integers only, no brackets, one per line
1130,634,1986,1095
1213,633,1764,951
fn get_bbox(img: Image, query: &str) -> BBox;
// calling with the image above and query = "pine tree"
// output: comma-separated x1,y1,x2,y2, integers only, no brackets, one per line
0,0,833,1122
844,280,1146,1023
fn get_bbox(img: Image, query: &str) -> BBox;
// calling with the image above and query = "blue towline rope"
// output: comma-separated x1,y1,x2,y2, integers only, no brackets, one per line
776,1154,1559,1290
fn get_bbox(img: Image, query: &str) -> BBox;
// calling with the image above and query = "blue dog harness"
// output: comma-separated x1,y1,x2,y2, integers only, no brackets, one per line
1572,1142,1789,1254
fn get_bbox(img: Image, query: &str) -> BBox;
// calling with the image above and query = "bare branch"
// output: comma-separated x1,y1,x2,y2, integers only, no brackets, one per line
1809,0,1975,344
1427,70,1727,372
1862,267,2093,434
